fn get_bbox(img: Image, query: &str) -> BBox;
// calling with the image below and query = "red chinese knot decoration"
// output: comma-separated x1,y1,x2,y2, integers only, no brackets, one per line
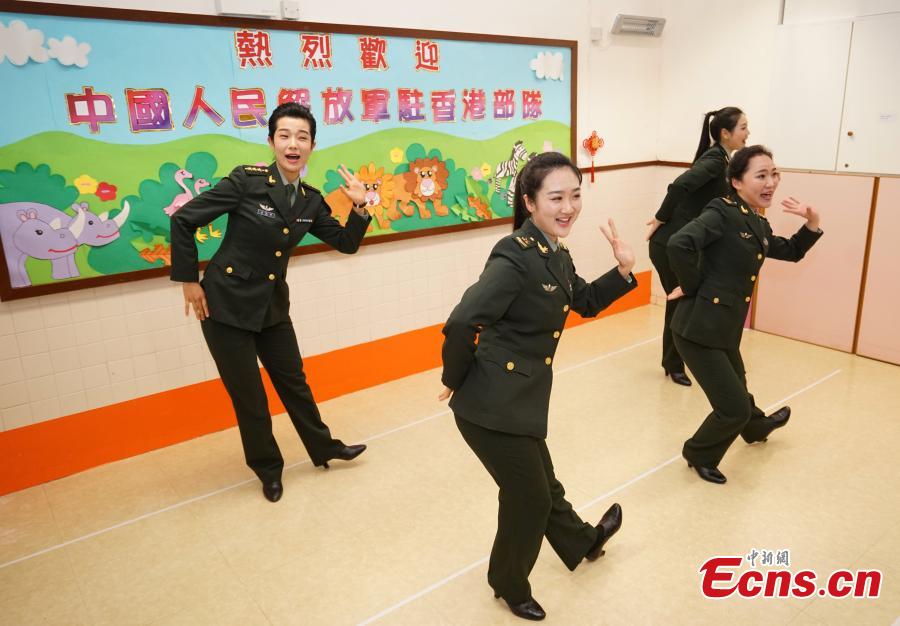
582,130,604,182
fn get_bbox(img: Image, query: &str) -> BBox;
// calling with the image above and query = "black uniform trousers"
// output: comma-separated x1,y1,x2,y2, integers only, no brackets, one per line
455,415,597,604
649,240,685,374
674,333,770,468
201,318,344,482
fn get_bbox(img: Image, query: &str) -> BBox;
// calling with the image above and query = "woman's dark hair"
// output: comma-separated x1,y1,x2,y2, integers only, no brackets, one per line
694,107,744,162
727,145,774,189
267,102,317,141
512,152,582,230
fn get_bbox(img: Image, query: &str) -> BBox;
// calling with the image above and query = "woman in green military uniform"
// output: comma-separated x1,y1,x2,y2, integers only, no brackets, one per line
646,107,748,386
439,152,637,621
667,145,823,485
171,103,370,502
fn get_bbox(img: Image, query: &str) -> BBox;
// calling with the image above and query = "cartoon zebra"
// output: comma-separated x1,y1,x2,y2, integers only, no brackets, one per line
491,140,534,207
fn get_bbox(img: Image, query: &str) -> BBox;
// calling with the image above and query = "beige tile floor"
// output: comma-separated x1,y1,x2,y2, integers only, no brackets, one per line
1,304,898,625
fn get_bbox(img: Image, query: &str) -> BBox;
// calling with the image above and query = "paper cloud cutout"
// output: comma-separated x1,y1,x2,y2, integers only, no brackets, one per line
0,19,50,66
0,19,91,67
48,36,91,67
529,52,564,81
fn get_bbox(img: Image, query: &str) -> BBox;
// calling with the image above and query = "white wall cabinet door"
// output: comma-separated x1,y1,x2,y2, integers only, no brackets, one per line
837,14,900,175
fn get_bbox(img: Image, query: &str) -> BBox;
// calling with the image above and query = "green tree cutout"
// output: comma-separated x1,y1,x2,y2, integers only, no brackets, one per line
126,152,223,242
88,152,224,273
322,167,352,195
0,162,79,209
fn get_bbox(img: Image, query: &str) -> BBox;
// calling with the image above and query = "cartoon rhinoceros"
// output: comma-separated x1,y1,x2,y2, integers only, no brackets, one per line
0,200,130,288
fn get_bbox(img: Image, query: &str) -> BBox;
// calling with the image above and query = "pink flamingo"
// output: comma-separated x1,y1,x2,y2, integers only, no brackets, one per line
163,169,193,217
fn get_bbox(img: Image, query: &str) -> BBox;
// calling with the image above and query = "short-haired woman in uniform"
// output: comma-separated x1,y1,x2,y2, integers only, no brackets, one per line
171,103,371,502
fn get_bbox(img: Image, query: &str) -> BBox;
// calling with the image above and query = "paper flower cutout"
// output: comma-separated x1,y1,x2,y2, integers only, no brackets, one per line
74,174,98,194
95,182,117,201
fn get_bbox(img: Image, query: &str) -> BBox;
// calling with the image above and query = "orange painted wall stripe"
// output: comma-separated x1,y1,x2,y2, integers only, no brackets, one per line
0,271,650,495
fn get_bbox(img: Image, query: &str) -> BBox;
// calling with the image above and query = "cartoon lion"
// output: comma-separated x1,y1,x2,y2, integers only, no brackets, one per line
393,157,450,219
324,162,399,230
359,163,400,229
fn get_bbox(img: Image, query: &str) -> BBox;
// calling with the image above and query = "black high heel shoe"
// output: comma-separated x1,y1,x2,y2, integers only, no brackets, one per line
744,406,791,443
494,592,546,621
684,456,727,484
261,480,283,502
586,503,622,560
315,443,367,469
664,369,692,386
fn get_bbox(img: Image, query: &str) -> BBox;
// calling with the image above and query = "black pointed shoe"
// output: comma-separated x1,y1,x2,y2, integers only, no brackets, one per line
316,443,367,469
685,458,727,484
262,480,283,502
665,369,692,386
494,593,546,621
744,406,791,443
586,503,623,561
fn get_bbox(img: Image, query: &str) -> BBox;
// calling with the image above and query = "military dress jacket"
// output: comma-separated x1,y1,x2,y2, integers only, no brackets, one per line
650,144,730,246
667,194,822,350
170,163,370,332
441,219,637,439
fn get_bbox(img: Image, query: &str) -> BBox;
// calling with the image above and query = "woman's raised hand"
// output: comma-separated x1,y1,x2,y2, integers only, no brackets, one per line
337,164,367,210
781,196,821,232
600,218,635,278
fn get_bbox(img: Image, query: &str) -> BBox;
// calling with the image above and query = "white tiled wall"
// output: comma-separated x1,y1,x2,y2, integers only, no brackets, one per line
0,167,661,431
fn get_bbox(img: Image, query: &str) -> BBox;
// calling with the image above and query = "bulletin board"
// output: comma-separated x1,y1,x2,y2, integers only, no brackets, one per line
0,1,576,300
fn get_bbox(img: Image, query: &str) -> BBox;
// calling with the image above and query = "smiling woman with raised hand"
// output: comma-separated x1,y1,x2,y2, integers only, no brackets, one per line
170,102,371,503
666,145,823,485
438,151,637,621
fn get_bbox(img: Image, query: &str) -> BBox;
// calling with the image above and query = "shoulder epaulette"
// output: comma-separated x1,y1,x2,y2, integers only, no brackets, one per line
513,235,536,249
242,165,269,175
512,234,550,256
300,181,321,196
720,195,752,214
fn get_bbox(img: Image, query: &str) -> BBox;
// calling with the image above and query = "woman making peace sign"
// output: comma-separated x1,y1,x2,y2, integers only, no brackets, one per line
439,152,638,621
